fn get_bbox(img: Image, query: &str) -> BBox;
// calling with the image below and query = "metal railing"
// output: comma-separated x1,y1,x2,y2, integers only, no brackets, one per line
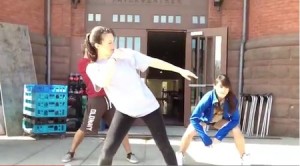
239,94,273,137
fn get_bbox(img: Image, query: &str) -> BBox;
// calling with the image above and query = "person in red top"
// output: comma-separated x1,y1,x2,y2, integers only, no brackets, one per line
62,46,139,164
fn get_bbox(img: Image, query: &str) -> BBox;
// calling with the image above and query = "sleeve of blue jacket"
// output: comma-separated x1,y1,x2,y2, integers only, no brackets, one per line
215,101,240,141
190,92,212,146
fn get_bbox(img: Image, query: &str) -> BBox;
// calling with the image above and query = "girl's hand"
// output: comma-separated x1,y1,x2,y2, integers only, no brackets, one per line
179,69,198,81
111,49,130,60
213,138,221,144
111,49,123,59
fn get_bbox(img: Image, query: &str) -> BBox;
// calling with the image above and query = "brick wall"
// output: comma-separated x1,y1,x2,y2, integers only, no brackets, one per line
50,0,86,84
71,0,86,36
248,0,299,39
70,0,87,73
209,0,299,40
207,0,222,28
245,0,299,137
52,0,72,37
0,0,45,34
0,0,87,84
208,0,243,40
244,35,299,137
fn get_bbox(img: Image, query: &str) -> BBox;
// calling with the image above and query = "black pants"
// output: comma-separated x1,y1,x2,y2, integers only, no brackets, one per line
97,108,177,165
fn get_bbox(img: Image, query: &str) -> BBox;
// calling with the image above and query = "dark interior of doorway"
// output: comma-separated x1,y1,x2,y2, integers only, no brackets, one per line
146,31,186,126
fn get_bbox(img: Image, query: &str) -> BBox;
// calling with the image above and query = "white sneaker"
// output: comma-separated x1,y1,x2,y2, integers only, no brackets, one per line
61,152,74,163
241,153,251,165
176,151,184,166
126,153,139,164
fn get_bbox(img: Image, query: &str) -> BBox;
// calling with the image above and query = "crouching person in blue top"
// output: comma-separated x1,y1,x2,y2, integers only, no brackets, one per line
176,74,250,165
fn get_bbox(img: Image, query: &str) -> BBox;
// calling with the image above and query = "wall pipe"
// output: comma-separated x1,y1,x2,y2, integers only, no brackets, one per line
238,0,248,102
46,0,51,84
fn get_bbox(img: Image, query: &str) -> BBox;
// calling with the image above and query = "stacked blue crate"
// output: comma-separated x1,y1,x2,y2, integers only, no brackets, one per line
22,84,68,135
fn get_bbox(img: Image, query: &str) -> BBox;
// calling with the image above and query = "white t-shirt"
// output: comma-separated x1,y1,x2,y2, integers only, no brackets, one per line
86,48,160,117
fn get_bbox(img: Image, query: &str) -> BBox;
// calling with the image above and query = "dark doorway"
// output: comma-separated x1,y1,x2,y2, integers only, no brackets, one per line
146,31,186,126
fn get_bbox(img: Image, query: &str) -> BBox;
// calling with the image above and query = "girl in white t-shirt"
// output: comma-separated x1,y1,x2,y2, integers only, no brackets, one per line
85,26,197,166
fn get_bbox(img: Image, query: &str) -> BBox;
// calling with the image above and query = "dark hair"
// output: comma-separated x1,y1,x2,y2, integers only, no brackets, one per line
215,74,236,114
84,26,115,62
81,42,86,56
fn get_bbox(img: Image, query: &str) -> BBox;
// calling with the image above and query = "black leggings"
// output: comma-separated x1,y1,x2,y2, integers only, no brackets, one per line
97,108,177,165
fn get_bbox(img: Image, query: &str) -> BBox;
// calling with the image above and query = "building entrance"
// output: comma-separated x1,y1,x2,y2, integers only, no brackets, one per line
146,30,186,126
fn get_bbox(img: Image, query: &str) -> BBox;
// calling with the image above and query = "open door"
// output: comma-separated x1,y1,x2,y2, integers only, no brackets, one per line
183,27,228,126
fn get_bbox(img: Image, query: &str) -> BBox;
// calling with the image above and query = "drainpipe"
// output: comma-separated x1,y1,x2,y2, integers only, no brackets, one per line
46,0,51,84
238,0,248,102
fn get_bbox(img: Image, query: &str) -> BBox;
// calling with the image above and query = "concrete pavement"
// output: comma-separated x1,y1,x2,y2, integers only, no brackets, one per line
0,126,299,165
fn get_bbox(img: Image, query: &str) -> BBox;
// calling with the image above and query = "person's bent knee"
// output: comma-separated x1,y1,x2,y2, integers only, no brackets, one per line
232,126,242,136
77,128,86,134
185,124,197,137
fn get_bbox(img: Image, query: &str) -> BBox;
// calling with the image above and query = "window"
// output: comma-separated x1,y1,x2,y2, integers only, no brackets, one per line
214,36,222,77
134,37,141,52
118,37,126,48
153,15,180,24
192,16,206,24
95,14,101,22
161,15,167,23
127,15,133,22
199,16,206,24
127,37,133,49
112,14,141,23
175,16,181,24
168,16,174,23
120,15,126,22
153,15,159,23
134,15,140,23
192,16,198,24
114,37,118,47
88,13,94,21
112,14,118,22
115,36,141,52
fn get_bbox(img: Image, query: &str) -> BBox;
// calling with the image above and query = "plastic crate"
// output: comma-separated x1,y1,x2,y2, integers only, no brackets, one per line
22,117,66,134
23,115,66,124
24,84,67,103
24,84,67,93
23,106,67,118
23,84,68,118
24,93,67,102
24,100,67,108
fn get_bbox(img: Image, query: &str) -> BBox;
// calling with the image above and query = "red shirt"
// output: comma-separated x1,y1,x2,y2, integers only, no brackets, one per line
77,58,106,97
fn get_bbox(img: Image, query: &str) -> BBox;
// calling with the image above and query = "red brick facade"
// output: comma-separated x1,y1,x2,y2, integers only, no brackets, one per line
0,0,44,34
51,0,86,37
248,0,299,39
208,0,243,39
208,0,299,40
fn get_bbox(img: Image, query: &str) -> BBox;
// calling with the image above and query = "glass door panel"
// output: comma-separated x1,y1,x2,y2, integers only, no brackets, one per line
184,27,228,126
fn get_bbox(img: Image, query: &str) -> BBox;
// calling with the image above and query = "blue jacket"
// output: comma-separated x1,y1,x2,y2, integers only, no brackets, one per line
190,89,240,146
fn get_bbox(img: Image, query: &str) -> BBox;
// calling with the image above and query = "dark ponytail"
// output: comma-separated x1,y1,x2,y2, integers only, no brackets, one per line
227,91,236,114
81,42,86,56
85,33,98,62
